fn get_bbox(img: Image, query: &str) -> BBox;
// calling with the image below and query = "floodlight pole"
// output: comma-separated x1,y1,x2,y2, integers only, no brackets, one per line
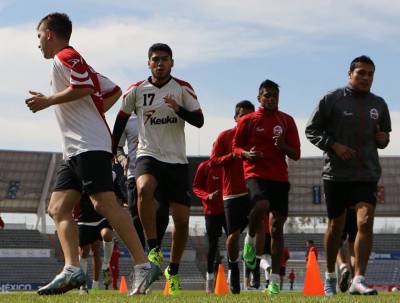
35,153,56,233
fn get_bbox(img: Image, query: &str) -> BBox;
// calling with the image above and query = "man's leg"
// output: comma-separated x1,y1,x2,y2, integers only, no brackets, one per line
90,191,147,264
90,241,101,286
38,190,86,295
226,229,241,294
169,202,189,268
354,203,375,276
269,212,286,294
136,175,159,248
127,177,146,249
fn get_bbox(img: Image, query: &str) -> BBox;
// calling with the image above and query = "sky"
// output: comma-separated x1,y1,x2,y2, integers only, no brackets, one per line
0,0,399,157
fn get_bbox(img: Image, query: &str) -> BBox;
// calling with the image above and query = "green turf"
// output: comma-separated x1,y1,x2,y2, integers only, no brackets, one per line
0,290,398,303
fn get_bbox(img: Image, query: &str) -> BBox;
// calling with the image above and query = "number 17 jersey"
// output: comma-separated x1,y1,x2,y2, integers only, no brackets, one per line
120,76,201,164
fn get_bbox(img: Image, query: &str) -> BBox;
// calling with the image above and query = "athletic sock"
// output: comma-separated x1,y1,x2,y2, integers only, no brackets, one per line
79,257,88,275
245,233,256,246
102,240,113,270
147,239,158,251
168,263,180,276
63,265,81,273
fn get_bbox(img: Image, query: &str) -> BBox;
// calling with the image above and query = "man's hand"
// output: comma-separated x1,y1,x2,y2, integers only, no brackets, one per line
375,124,389,147
242,146,263,162
331,142,356,160
274,134,285,149
163,94,180,112
25,91,52,113
208,190,220,201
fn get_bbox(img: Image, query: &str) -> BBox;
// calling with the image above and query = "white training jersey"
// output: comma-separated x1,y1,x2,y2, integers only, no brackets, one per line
121,77,201,164
51,47,114,159
118,114,139,179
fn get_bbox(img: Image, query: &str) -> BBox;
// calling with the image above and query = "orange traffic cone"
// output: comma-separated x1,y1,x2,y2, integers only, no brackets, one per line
214,264,229,295
303,251,324,295
119,275,128,294
163,280,170,296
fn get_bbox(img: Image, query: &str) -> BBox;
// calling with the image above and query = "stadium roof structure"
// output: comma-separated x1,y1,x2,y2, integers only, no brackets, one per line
1,150,400,233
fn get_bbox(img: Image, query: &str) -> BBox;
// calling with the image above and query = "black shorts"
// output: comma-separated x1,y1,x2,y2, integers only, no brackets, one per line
78,219,112,247
279,266,286,276
136,156,190,206
205,214,227,239
341,208,357,243
324,180,377,219
54,151,114,195
264,233,272,255
224,195,254,235
246,178,290,218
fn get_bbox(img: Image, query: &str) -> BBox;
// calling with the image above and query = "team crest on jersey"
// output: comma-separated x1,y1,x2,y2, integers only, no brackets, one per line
68,58,82,68
273,125,283,136
370,108,379,120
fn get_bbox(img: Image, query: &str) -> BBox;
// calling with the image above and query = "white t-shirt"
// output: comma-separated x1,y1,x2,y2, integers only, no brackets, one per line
118,114,139,180
121,77,201,164
51,47,114,159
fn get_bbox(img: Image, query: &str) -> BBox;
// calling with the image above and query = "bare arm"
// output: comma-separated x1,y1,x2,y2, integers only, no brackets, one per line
26,86,94,113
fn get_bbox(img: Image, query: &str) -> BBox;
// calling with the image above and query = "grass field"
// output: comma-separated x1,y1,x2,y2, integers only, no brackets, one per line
0,290,399,303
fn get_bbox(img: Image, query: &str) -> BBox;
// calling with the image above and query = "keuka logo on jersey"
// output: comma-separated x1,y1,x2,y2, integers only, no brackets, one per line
150,116,178,125
144,110,178,125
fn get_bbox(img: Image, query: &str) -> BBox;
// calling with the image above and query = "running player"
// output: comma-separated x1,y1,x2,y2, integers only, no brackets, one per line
112,43,204,295
233,79,301,295
192,159,226,293
210,100,255,294
26,13,159,295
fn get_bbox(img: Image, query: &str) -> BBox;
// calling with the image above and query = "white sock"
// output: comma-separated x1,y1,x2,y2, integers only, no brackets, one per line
63,265,81,273
102,241,113,270
135,262,151,270
79,257,88,275
353,275,364,282
264,268,270,281
206,272,214,280
339,263,347,271
245,233,256,246
229,258,239,263
92,280,99,289
325,272,337,279
270,273,279,283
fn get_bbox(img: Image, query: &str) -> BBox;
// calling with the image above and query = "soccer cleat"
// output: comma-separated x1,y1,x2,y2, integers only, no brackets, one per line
243,243,256,270
338,267,351,292
129,262,162,295
37,269,86,295
102,268,111,288
349,277,378,295
229,263,241,294
148,248,163,268
267,281,280,295
164,267,182,295
324,277,337,296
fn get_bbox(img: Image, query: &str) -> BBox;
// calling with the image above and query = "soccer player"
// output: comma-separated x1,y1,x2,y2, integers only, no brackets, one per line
116,114,170,249
233,79,301,295
210,100,255,294
306,55,391,296
279,246,290,290
26,13,159,295
112,43,204,295
192,159,226,293
305,239,318,262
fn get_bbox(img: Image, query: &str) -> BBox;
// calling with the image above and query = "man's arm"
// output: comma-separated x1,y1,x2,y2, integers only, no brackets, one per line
275,116,301,160
233,119,263,162
192,163,212,201
164,95,204,128
26,86,94,113
103,87,122,113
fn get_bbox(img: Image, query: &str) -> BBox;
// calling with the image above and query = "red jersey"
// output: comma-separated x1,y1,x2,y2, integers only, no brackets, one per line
233,107,300,182
210,127,247,199
288,271,295,282
280,246,290,267
192,160,224,215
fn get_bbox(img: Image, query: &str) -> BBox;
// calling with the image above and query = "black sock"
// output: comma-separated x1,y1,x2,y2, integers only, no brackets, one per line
168,263,180,275
147,239,158,251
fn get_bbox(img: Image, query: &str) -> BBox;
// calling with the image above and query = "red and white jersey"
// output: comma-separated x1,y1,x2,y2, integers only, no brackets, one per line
192,160,224,215
233,107,301,182
121,77,201,164
51,47,113,159
210,127,248,200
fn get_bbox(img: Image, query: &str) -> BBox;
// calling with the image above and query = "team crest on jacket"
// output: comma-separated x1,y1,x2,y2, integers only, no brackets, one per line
273,125,283,136
370,108,379,120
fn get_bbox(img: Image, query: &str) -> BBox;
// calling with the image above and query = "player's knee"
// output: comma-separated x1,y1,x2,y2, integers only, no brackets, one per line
174,215,189,229
358,215,373,232
137,184,154,201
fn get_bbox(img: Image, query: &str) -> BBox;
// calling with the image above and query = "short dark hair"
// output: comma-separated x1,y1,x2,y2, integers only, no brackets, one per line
235,100,255,117
148,43,173,59
350,55,375,72
306,239,314,245
259,79,280,95
37,13,72,41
